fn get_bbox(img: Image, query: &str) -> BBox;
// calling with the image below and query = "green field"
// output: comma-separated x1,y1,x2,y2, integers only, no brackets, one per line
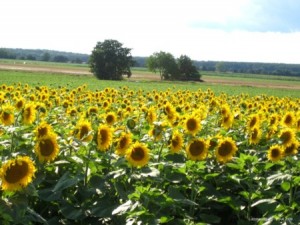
0,60,299,98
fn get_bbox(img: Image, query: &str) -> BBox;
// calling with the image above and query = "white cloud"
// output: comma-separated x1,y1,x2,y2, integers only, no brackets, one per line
1,0,300,63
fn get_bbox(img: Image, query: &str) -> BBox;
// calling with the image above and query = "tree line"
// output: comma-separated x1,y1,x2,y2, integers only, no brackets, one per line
2,46,300,77
135,57,300,77
0,48,89,64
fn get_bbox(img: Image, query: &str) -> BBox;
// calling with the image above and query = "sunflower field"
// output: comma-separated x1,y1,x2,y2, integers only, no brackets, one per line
0,83,299,225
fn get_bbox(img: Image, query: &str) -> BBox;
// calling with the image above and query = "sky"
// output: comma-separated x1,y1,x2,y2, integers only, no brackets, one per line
1,0,300,64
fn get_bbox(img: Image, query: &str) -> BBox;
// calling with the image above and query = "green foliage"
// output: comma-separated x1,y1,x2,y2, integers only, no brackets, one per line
147,52,201,81
1,70,300,98
147,51,179,80
0,48,89,63
0,82,299,224
177,55,201,80
89,40,134,80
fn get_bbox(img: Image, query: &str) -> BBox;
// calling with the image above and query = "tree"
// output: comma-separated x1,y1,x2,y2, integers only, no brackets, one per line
177,55,201,80
147,51,179,80
41,52,51,62
89,40,133,80
53,55,69,63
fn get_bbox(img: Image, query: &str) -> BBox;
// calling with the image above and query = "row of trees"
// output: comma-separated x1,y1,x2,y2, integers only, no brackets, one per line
89,40,200,81
0,48,89,63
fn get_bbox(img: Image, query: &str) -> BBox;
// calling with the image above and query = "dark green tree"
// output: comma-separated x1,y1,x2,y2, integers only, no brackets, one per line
41,52,51,61
147,51,179,80
89,40,133,80
177,55,201,80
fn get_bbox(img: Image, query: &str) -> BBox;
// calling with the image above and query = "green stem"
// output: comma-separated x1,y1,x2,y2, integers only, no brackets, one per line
246,162,253,221
189,163,197,216
84,146,92,187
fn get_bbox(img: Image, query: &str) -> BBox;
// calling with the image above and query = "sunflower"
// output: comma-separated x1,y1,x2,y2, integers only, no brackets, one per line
22,103,36,125
297,117,300,131
148,123,164,141
126,142,150,167
96,124,113,151
279,128,296,147
267,145,283,162
105,112,117,126
67,107,78,117
35,133,59,162
35,121,54,138
146,107,156,125
0,156,36,191
15,97,25,111
169,130,183,153
184,115,201,136
269,114,279,127
74,120,93,142
88,106,98,115
220,104,231,117
281,112,295,127
283,141,299,157
0,104,15,126
247,114,260,131
115,132,132,156
215,137,238,163
127,118,136,130
221,113,234,130
248,126,261,145
186,138,209,161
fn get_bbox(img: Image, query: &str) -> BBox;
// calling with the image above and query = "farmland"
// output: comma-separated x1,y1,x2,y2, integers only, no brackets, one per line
0,61,300,224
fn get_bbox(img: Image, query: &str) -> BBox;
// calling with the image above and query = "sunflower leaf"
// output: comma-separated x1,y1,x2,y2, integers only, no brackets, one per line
52,171,82,192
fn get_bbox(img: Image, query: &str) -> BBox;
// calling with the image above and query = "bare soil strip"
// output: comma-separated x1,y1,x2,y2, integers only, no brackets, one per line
1,64,299,90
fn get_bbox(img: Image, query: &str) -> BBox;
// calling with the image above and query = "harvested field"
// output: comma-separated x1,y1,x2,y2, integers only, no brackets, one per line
0,63,299,90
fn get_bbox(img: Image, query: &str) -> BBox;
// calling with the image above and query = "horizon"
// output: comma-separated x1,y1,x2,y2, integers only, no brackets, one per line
1,0,300,64
3,47,300,65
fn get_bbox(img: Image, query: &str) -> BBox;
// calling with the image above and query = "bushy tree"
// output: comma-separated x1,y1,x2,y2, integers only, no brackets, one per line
177,55,201,80
147,51,179,80
89,40,133,80
147,52,200,81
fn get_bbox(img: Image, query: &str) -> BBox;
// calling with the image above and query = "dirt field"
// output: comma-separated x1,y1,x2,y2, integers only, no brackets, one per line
1,64,300,90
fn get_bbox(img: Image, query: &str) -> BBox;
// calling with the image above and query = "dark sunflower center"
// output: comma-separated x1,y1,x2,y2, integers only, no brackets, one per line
16,101,24,108
25,107,32,119
106,115,114,124
280,132,291,144
172,138,179,148
271,148,280,158
223,115,230,123
100,129,108,144
218,141,233,157
251,129,258,139
131,147,145,161
3,112,10,120
189,141,204,156
270,117,276,125
80,125,89,139
5,161,29,183
119,137,127,149
38,127,48,137
284,144,295,155
284,115,292,124
250,117,257,127
40,139,55,156
187,119,197,131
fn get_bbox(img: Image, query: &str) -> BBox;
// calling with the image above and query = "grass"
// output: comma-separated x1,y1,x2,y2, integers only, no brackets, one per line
203,71,300,81
0,69,299,98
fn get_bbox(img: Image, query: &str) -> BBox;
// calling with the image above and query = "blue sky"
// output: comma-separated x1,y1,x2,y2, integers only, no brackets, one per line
1,0,300,63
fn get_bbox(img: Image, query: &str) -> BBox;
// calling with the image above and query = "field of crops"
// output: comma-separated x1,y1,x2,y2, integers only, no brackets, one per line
0,72,299,225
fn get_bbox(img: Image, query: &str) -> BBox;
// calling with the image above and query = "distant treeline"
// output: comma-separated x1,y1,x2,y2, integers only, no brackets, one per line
0,48,89,63
134,57,300,77
1,48,300,76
